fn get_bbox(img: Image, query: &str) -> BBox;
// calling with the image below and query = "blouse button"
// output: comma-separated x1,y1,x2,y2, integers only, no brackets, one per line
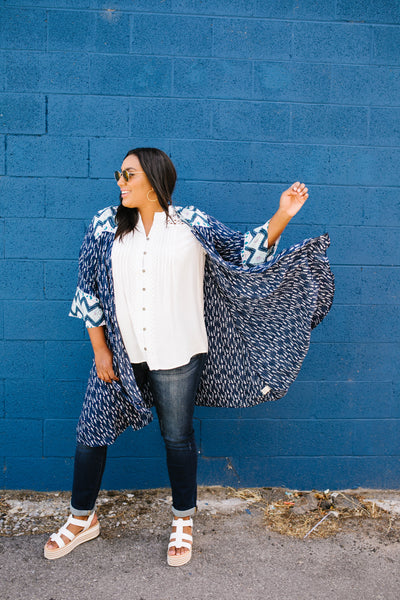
143,251,147,255
142,269,146,273
143,327,146,331
144,347,147,351
142,307,146,311
142,288,146,291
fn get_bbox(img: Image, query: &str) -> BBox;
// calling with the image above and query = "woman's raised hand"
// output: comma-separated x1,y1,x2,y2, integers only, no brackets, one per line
279,182,309,219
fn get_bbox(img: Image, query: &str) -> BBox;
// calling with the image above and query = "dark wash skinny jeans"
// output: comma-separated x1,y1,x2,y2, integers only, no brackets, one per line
70,352,208,518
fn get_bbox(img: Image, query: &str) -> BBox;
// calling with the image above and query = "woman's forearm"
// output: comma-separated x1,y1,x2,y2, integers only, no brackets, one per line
87,325,109,354
267,208,291,248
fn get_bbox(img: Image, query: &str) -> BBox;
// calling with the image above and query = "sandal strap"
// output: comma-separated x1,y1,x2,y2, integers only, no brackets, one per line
169,517,193,549
168,540,192,551
49,532,66,548
68,512,95,529
169,532,192,543
49,512,95,548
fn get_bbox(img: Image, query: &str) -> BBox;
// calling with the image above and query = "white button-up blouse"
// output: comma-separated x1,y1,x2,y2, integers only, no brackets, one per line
111,205,209,370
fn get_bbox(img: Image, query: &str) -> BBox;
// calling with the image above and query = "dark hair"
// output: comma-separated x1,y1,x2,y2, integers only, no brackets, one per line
115,147,177,240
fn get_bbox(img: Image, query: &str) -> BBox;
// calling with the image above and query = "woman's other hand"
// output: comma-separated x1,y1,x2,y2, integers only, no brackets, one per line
87,326,119,382
279,182,309,219
94,346,119,383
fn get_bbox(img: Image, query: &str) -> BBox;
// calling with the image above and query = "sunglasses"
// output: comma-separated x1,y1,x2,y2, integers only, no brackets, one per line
114,170,144,182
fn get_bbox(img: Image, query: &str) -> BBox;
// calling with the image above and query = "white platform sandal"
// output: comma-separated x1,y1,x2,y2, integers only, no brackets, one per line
44,512,100,560
167,517,193,567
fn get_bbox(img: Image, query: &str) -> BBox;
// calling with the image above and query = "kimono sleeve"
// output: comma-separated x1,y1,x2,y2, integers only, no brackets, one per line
206,214,280,267
68,220,106,328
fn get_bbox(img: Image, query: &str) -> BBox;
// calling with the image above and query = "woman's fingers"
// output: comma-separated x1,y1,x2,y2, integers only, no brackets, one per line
292,182,308,195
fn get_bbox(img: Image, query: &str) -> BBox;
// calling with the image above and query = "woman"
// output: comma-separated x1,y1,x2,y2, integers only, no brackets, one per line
44,147,334,566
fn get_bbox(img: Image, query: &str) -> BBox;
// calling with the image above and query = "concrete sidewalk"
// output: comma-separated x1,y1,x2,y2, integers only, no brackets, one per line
1,487,399,600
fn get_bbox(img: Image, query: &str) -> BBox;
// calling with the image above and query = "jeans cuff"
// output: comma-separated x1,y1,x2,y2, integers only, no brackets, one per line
70,502,95,517
172,505,196,517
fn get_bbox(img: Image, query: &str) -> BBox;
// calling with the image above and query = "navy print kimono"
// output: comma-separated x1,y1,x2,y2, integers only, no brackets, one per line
69,205,334,446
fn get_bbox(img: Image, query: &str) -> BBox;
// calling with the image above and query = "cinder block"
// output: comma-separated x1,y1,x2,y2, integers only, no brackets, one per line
43,419,77,457
327,226,400,266
253,0,294,18
92,0,171,10
198,456,241,487
0,52,4,91
94,10,129,53
290,185,364,226
46,178,116,220
173,58,253,99
174,180,285,224
173,0,253,16
89,138,170,178
299,342,400,382
241,419,353,457
372,25,400,65
170,140,254,182
201,419,240,456
0,259,44,299
0,419,42,456
254,61,331,103
0,178,45,218
4,300,82,341
240,382,319,419
48,95,129,136
249,142,331,185
0,219,4,258
369,108,400,146
45,340,92,380
337,0,400,24
328,266,361,305
360,187,400,227
47,10,95,52
129,98,211,138
291,104,368,145
0,93,45,134
0,381,4,418
90,54,172,96
213,18,292,59
5,218,85,259
212,101,289,141
324,146,400,187
4,457,74,491
7,135,88,177
0,8,47,50
5,379,84,419
361,267,400,304
353,420,400,456
11,0,90,6
293,22,371,63
317,382,394,419
103,458,170,489
330,64,400,107
0,341,44,379
238,456,399,489
312,305,400,343
6,51,89,93
131,14,212,56
45,261,80,301
195,406,241,420
0,135,4,174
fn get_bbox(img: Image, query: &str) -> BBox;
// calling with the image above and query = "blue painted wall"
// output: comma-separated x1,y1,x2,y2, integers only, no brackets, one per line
1,0,399,491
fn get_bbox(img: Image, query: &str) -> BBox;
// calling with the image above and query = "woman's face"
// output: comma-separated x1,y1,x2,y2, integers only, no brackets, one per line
117,154,156,210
